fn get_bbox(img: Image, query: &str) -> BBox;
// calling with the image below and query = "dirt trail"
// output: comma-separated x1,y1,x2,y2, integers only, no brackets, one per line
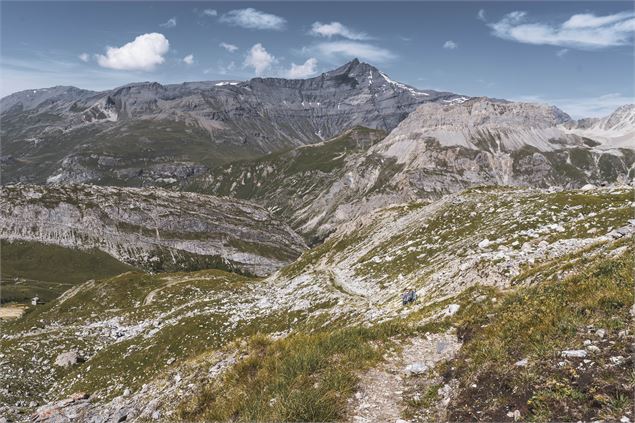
0,304,28,319
142,274,221,306
143,278,190,306
347,332,461,423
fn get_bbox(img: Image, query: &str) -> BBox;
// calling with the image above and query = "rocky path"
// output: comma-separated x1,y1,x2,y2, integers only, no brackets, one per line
347,332,461,423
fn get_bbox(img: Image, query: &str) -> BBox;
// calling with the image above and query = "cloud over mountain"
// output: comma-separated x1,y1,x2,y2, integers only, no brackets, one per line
285,58,318,78
309,22,369,40
310,41,396,63
96,33,169,71
244,43,277,75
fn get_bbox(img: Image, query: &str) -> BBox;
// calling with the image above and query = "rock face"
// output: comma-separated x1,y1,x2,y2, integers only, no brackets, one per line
562,104,635,149
0,184,307,276
371,99,634,189
378,98,575,153
0,60,463,186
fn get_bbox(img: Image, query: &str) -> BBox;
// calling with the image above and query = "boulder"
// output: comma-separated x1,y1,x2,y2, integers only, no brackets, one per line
443,304,461,317
478,239,490,249
404,362,428,375
54,351,83,368
561,349,587,358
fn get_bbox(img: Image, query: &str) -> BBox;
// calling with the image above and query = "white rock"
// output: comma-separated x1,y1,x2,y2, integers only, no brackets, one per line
586,345,600,353
404,362,428,375
507,410,521,421
581,184,596,191
443,304,461,317
561,350,587,358
478,239,491,249
610,356,625,365
595,329,606,338
54,351,81,367
514,358,528,367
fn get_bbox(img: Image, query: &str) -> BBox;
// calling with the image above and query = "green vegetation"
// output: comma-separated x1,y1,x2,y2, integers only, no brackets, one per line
445,249,633,422
177,323,402,422
176,282,496,422
0,240,136,303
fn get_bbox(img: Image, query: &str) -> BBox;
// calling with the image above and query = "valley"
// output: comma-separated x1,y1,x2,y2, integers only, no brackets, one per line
0,59,633,422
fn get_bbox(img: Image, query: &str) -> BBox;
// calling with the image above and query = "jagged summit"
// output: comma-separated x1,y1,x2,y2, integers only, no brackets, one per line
562,103,635,148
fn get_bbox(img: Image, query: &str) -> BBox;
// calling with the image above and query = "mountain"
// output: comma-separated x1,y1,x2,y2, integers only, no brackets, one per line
562,104,635,149
0,60,463,186
371,98,634,184
187,99,634,241
0,184,307,277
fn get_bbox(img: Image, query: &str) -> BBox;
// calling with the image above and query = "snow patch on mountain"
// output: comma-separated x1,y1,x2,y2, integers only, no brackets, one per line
379,72,430,96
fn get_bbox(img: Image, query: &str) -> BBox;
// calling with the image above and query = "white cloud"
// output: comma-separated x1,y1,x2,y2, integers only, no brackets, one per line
78,53,90,62
202,9,217,17
183,54,194,65
310,41,396,63
220,8,286,30
286,58,318,78
309,22,369,40
489,10,635,49
244,43,277,75
443,40,458,49
214,61,236,75
477,9,486,21
160,17,176,28
563,11,634,29
556,48,569,57
96,33,169,71
220,42,239,53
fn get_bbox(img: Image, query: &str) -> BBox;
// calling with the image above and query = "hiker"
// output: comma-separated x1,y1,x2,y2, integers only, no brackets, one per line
402,289,416,306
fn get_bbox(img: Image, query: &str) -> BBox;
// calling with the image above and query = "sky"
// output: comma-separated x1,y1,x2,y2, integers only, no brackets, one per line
1,1,633,118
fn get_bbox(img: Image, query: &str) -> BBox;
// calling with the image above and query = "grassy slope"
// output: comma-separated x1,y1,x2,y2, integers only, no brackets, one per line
0,240,136,303
0,187,631,422
445,240,633,422
177,241,633,422
186,127,387,242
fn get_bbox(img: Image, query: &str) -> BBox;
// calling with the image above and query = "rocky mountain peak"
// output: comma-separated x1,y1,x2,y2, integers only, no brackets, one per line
603,103,635,131
375,97,583,157
562,103,635,148
1,60,463,186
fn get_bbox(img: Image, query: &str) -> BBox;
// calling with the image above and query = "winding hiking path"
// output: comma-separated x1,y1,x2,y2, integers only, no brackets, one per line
347,332,461,423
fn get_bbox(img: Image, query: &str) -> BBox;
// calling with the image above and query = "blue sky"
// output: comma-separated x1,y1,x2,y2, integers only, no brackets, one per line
1,1,633,117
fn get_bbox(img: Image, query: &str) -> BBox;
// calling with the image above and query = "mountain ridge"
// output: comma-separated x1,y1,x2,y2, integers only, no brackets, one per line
0,60,467,186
